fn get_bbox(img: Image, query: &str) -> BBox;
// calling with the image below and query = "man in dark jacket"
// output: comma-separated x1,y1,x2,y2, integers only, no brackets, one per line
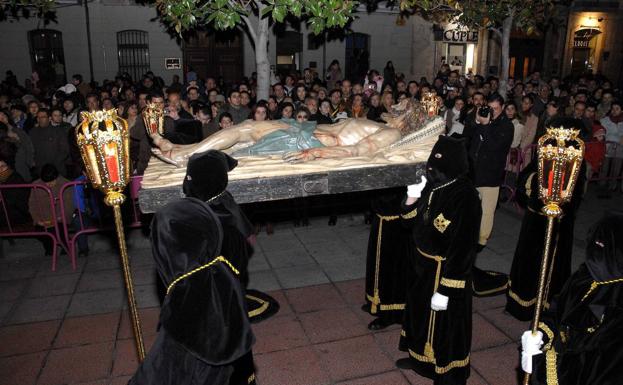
0,140,31,229
29,109,70,178
461,92,485,147
468,93,514,296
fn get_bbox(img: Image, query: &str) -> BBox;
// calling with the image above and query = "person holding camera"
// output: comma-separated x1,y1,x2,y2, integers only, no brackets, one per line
468,94,514,296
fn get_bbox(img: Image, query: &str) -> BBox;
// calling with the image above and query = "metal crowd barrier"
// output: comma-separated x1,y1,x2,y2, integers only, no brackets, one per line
0,183,69,270
59,176,144,267
1,176,144,271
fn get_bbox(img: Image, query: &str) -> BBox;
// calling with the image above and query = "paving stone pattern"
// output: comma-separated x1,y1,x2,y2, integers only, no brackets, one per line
0,186,620,385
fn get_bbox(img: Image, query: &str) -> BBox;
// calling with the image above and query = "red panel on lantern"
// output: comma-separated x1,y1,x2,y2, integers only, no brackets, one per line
104,142,120,183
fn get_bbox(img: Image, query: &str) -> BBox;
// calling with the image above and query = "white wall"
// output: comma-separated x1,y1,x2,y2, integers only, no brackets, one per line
0,1,183,85
241,10,435,83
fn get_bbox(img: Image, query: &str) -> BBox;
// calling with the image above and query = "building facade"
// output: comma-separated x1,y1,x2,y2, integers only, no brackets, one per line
3,1,621,90
561,1,623,82
0,1,491,88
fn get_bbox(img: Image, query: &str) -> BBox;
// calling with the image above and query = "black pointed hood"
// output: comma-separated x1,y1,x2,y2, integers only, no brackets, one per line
426,135,469,185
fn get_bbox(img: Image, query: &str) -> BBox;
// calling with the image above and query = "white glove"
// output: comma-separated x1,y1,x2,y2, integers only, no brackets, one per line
407,176,428,198
430,292,448,311
521,330,543,374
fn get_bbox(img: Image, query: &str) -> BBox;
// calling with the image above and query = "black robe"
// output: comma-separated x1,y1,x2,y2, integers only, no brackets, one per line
210,191,280,323
364,189,413,323
506,162,584,321
399,177,481,384
131,198,256,385
531,264,623,385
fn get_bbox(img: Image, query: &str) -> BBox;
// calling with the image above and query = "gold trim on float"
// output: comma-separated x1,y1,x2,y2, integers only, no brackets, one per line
440,277,465,289
246,295,270,318
401,208,418,219
408,349,470,374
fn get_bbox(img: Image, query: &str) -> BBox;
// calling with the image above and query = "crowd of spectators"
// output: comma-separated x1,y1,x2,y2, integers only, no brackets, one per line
0,62,622,243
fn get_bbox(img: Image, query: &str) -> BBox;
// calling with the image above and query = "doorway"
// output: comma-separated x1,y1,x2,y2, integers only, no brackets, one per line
276,31,303,78
345,33,370,83
28,29,66,87
509,38,544,80
183,30,243,85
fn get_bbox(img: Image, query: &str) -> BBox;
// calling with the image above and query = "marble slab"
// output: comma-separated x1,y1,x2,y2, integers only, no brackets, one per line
138,162,425,213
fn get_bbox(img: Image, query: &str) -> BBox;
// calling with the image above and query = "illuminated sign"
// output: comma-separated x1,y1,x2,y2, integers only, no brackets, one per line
443,29,478,43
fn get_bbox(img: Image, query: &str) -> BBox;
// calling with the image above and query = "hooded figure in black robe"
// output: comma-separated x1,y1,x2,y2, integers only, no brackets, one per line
130,198,256,385
522,214,623,385
506,120,585,321
182,149,279,323
363,186,414,330
396,135,482,385
505,161,585,321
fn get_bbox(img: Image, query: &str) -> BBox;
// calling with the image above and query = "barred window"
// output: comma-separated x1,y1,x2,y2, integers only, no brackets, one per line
28,29,66,86
117,30,150,83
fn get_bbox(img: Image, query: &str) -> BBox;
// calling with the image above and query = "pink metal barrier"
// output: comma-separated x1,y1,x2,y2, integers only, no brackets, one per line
59,176,144,265
501,145,536,211
0,183,69,271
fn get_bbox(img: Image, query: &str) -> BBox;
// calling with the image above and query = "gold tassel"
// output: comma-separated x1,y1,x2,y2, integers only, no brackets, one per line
424,342,435,359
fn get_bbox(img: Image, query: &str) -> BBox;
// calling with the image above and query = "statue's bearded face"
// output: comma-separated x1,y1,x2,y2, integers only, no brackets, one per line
381,99,429,136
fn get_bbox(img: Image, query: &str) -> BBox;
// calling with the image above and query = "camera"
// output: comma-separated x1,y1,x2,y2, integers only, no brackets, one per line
478,106,491,118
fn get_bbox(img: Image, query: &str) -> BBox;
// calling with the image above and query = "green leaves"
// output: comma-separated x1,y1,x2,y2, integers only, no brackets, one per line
399,0,553,32
151,0,357,36
1,0,57,22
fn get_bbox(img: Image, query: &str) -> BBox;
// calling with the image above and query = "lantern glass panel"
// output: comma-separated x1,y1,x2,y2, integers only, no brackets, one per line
540,158,555,199
86,144,102,185
103,141,121,183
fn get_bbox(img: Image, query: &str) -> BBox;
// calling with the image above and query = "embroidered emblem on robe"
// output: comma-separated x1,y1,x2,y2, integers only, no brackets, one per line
433,213,451,233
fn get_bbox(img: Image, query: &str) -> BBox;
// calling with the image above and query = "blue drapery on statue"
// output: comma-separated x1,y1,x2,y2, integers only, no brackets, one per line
233,119,324,157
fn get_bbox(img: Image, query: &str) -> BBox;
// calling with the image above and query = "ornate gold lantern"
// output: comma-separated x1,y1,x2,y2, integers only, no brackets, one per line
523,127,584,385
421,91,440,118
537,127,585,216
76,109,146,361
142,101,164,137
